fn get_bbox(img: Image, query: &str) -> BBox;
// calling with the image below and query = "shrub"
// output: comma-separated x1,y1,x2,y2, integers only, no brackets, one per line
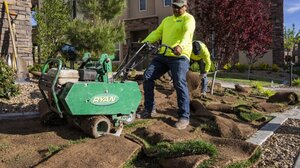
35,0,71,62
234,63,248,73
223,63,233,71
0,59,20,99
190,62,200,72
252,82,275,97
257,63,269,71
28,64,43,72
292,78,300,87
271,64,280,72
262,89,276,97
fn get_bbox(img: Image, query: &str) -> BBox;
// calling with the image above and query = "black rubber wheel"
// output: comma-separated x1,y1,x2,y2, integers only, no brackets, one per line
81,116,111,138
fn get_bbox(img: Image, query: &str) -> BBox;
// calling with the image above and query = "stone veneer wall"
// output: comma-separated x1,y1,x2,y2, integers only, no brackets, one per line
0,0,32,65
124,16,158,41
123,16,158,57
271,0,284,66
122,16,158,69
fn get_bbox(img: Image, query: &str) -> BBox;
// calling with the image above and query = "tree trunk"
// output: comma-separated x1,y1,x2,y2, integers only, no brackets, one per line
247,62,252,80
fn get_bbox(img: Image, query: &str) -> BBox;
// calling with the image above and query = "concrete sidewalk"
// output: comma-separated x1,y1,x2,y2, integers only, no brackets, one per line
214,79,300,93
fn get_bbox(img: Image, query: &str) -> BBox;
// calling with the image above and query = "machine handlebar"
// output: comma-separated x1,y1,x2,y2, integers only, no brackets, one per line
113,42,177,81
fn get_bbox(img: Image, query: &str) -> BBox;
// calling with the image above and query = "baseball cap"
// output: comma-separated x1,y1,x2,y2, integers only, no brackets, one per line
172,0,187,8
192,41,202,55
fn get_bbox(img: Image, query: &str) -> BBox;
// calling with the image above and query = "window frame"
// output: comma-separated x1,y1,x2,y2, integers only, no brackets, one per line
114,43,121,62
139,0,147,11
164,0,173,7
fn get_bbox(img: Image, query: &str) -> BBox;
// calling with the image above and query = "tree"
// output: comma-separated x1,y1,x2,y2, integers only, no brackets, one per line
67,0,126,55
190,0,272,69
236,0,272,79
35,0,71,62
284,24,300,62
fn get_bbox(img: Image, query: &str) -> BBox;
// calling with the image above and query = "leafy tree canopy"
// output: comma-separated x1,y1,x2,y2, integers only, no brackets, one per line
68,0,126,54
284,24,300,54
190,0,272,65
35,0,71,62
77,0,125,21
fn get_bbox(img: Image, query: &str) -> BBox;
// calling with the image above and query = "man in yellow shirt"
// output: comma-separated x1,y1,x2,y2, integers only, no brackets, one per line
136,0,195,130
190,41,211,95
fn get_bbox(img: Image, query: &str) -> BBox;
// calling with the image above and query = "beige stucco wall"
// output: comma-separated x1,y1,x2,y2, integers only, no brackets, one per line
238,50,273,66
125,0,172,23
154,0,172,22
127,0,155,18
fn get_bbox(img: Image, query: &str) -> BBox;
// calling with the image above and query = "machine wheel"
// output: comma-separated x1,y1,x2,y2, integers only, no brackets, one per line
81,116,111,138
123,112,136,125
38,100,66,126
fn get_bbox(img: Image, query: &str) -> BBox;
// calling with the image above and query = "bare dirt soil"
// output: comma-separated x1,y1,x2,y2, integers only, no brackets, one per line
0,71,298,168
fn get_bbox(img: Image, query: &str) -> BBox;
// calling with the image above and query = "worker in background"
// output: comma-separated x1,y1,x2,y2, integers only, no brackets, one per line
136,0,196,130
190,40,211,95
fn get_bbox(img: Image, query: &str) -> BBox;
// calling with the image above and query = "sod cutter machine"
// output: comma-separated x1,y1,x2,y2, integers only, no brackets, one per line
38,43,157,138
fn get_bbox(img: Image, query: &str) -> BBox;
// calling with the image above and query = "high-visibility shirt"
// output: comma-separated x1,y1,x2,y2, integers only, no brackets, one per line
190,41,211,72
142,12,195,60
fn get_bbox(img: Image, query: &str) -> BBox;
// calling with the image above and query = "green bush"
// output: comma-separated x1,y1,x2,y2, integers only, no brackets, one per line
223,63,233,71
262,89,276,97
292,78,300,87
28,64,43,72
0,59,20,98
252,82,275,97
257,63,269,71
234,63,248,73
35,0,71,62
190,62,200,72
271,64,280,72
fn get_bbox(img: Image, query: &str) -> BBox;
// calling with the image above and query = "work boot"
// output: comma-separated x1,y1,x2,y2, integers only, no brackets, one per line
200,92,206,98
136,109,157,119
175,118,189,130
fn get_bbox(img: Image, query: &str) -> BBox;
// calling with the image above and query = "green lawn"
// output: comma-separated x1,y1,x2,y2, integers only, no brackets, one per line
208,71,282,87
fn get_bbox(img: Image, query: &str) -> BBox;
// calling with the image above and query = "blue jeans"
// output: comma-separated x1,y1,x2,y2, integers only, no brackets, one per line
199,59,208,93
143,55,190,120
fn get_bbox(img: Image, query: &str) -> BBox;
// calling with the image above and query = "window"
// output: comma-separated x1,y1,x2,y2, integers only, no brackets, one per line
139,0,147,11
164,0,172,7
114,43,121,61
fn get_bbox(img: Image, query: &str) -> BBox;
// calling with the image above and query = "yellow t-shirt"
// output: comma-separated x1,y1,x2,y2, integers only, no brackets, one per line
142,12,195,60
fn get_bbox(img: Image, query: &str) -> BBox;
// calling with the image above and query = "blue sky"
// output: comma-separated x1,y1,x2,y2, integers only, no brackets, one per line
31,11,37,26
284,0,300,31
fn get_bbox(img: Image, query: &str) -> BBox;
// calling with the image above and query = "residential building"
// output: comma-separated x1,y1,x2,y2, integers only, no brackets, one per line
30,0,285,67
123,0,284,67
